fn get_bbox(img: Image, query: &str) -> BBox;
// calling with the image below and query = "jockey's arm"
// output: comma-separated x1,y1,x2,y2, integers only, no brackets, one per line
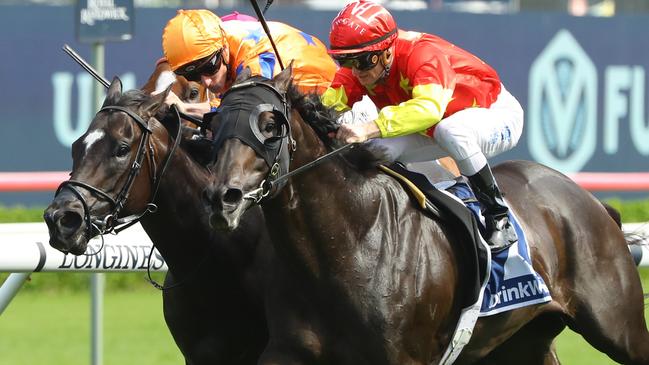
322,82,453,142
374,83,453,138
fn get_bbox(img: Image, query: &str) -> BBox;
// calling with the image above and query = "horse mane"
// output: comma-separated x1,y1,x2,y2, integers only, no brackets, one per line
286,84,390,170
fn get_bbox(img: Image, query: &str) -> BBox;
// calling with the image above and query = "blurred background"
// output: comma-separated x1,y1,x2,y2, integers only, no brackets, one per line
1,1,648,364
2,0,649,205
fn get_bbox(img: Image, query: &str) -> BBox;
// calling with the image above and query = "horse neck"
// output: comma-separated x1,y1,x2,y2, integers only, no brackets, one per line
263,121,387,274
139,139,212,272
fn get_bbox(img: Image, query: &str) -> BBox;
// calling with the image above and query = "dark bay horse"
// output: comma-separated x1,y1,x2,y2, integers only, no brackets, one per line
43,77,270,364
204,66,649,364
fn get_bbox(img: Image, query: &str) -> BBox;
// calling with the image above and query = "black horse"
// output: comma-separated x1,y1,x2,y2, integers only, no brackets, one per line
204,66,649,364
44,78,270,364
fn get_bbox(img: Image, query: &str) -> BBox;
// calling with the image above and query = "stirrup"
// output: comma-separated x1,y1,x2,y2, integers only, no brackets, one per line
485,215,518,252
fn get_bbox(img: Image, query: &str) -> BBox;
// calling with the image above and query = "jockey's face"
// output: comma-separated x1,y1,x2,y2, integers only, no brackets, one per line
349,48,391,87
200,47,229,94
352,60,384,87
201,62,228,94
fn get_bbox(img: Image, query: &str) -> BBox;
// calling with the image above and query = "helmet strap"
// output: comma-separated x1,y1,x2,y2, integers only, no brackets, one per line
378,47,393,82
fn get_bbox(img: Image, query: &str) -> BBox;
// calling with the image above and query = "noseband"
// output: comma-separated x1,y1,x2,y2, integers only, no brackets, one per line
55,105,182,241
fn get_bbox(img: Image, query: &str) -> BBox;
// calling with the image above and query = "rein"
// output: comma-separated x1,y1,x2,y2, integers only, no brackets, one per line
244,143,356,203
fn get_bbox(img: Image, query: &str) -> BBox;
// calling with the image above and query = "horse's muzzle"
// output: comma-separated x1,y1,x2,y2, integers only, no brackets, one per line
203,184,247,232
43,199,88,255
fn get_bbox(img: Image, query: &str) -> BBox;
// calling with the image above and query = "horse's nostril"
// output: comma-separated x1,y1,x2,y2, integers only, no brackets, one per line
223,188,243,205
43,210,55,225
60,211,82,231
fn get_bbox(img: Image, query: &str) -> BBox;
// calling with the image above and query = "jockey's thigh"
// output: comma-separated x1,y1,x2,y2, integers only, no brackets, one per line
433,85,524,175
367,133,448,163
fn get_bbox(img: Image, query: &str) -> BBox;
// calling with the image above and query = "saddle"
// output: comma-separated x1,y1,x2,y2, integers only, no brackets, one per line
380,163,552,364
379,163,488,308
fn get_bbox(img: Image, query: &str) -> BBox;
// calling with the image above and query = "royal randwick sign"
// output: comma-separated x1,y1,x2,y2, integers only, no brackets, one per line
76,0,134,43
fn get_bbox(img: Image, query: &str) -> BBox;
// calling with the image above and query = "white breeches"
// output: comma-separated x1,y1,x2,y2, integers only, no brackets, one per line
366,85,524,176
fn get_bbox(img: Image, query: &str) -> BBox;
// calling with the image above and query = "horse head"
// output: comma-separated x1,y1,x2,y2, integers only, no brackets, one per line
44,77,175,254
204,65,339,231
140,58,206,105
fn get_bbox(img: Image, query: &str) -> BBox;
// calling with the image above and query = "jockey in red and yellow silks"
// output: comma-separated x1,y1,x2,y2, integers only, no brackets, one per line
161,9,336,114
322,0,524,251
322,29,502,138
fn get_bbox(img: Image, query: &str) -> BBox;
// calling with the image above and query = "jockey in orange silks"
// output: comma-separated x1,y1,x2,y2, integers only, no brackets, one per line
161,9,336,114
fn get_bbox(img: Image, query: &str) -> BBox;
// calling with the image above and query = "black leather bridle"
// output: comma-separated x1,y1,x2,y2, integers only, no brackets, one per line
211,79,357,204
55,105,182,242
211,80,296,202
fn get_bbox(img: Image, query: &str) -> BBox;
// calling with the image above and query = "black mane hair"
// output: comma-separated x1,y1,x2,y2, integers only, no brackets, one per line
286,84,390,169
286,84,340,146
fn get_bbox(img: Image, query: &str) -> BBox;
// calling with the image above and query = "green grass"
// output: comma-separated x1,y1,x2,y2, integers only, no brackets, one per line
2,204,649,363
0,289,183,365
2,272,649,364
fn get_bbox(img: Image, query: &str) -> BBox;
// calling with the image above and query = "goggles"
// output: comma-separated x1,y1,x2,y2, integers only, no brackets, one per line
332,51,382,71
175,50,223,82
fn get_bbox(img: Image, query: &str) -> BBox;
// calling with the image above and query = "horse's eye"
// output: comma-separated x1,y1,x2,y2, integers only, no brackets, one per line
263,121,277,134
189,88,199,100
115,144,130,157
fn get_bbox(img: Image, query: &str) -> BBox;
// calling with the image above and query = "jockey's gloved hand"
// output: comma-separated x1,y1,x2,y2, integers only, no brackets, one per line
336,103,378,126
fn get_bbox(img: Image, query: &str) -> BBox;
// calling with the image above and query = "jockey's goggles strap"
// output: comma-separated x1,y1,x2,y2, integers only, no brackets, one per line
330,28,397,51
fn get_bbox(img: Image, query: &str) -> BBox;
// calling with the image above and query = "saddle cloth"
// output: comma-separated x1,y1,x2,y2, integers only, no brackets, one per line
447,182,552,316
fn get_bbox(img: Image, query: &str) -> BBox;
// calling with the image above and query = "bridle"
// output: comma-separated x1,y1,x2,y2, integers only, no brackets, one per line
211,79,357,204
211,80,296,202
55,105,182,242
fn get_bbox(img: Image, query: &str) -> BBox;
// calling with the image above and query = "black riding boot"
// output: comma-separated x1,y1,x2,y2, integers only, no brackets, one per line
468,164,518,251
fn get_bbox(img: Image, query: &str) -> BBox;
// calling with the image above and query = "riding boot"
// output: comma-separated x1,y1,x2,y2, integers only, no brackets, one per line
468,164,518,251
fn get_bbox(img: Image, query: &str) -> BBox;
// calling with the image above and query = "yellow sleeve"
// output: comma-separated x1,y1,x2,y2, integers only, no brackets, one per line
375,83,454,138
321,86,351,112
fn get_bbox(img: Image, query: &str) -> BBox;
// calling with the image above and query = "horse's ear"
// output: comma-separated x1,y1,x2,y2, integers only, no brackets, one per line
102,76,122,107
273,62,293,94
234,66,252,85
141,83,172,119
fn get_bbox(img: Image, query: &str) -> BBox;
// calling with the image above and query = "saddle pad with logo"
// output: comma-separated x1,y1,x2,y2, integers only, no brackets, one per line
446,182,552,316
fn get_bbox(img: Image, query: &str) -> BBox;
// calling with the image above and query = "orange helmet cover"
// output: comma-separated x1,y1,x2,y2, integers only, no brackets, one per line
162,9,226,71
